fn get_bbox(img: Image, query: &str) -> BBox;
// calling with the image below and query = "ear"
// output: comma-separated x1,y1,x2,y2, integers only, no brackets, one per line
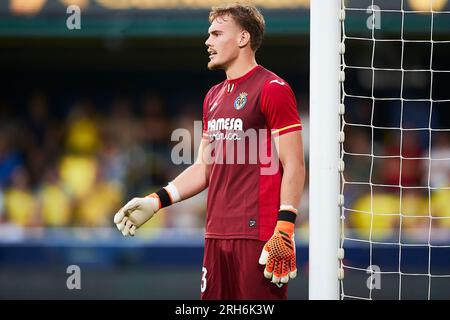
238,30,251,48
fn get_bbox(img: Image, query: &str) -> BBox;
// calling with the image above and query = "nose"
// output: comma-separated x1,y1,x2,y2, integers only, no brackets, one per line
205,35,211,48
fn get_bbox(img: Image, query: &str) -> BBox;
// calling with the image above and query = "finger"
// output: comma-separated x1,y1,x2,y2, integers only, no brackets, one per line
281,275,290,284
258,247,269,265
271,275,281,284
290,254,297,270
275,260,288,279
264,258,275,279
280,258,291,283
289,257,297,279
123,219,133,236
123,198,140,214
129,225,137,237
114,198,138,223
116,216,128,231
113,209,125,224
271,260,281,283
122,220,133,236
289,268,298,279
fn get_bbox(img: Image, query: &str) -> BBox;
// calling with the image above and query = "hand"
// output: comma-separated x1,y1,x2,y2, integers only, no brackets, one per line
259,221,297,284
113,194,161,236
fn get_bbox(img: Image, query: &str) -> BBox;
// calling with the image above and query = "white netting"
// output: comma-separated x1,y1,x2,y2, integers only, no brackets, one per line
339,0,450,300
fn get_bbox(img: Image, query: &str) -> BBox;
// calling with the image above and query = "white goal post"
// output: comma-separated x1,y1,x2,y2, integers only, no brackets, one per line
310,0,450,300
309,0,341,300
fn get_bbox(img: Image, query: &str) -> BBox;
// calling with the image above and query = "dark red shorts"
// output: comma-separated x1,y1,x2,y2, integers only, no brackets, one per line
200,238,288,300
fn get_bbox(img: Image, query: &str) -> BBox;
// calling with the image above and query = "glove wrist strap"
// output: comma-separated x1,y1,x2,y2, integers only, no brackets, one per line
155,188,171,208
152,183,181,209
278,210,297,224
276,210,297,234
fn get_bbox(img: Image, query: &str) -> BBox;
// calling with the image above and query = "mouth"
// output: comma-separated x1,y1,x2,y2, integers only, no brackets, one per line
208,49,217,60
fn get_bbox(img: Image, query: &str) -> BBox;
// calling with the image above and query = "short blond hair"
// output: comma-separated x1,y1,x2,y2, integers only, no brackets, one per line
209,3,265,51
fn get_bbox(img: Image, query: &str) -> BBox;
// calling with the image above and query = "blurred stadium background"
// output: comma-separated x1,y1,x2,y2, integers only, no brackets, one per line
0,0,449,299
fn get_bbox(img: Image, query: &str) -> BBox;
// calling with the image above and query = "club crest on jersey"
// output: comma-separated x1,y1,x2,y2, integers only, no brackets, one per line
234,92,248,110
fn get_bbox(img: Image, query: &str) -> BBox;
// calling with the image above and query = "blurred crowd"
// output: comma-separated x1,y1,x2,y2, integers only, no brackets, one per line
0,90,206,232
343,99,450,241
0,90,449,241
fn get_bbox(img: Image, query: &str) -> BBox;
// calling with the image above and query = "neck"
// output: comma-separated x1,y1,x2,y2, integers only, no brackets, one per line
225,55,258,80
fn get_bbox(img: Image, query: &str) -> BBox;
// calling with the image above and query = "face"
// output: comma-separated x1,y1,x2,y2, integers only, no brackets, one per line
205,15,244,70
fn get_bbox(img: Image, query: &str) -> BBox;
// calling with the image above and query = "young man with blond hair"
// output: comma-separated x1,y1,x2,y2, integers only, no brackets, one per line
114,3,305,300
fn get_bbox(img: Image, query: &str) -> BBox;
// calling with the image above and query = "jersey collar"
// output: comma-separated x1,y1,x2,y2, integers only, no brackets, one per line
226,65,262,85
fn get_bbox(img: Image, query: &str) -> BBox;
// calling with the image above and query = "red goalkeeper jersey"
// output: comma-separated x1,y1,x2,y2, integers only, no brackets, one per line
202,65,302,241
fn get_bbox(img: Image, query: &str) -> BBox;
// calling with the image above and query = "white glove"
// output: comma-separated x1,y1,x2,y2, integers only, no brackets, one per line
113,194,160,236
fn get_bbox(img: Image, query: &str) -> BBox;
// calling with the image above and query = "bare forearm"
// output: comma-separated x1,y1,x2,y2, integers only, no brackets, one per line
280,161,305,209
171,162,208,200
276,131,306,211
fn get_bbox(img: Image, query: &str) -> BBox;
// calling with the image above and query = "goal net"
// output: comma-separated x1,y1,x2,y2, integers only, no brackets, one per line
339,0,450,300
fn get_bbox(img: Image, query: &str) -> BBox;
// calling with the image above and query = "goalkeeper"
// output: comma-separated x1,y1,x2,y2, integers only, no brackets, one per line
114,3,305,300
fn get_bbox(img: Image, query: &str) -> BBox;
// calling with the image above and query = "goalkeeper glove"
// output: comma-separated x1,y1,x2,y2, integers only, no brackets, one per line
259,206,298,284
114,184,180,237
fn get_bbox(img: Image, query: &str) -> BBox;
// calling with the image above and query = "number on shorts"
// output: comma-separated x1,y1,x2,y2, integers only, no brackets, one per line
201,267,207,293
